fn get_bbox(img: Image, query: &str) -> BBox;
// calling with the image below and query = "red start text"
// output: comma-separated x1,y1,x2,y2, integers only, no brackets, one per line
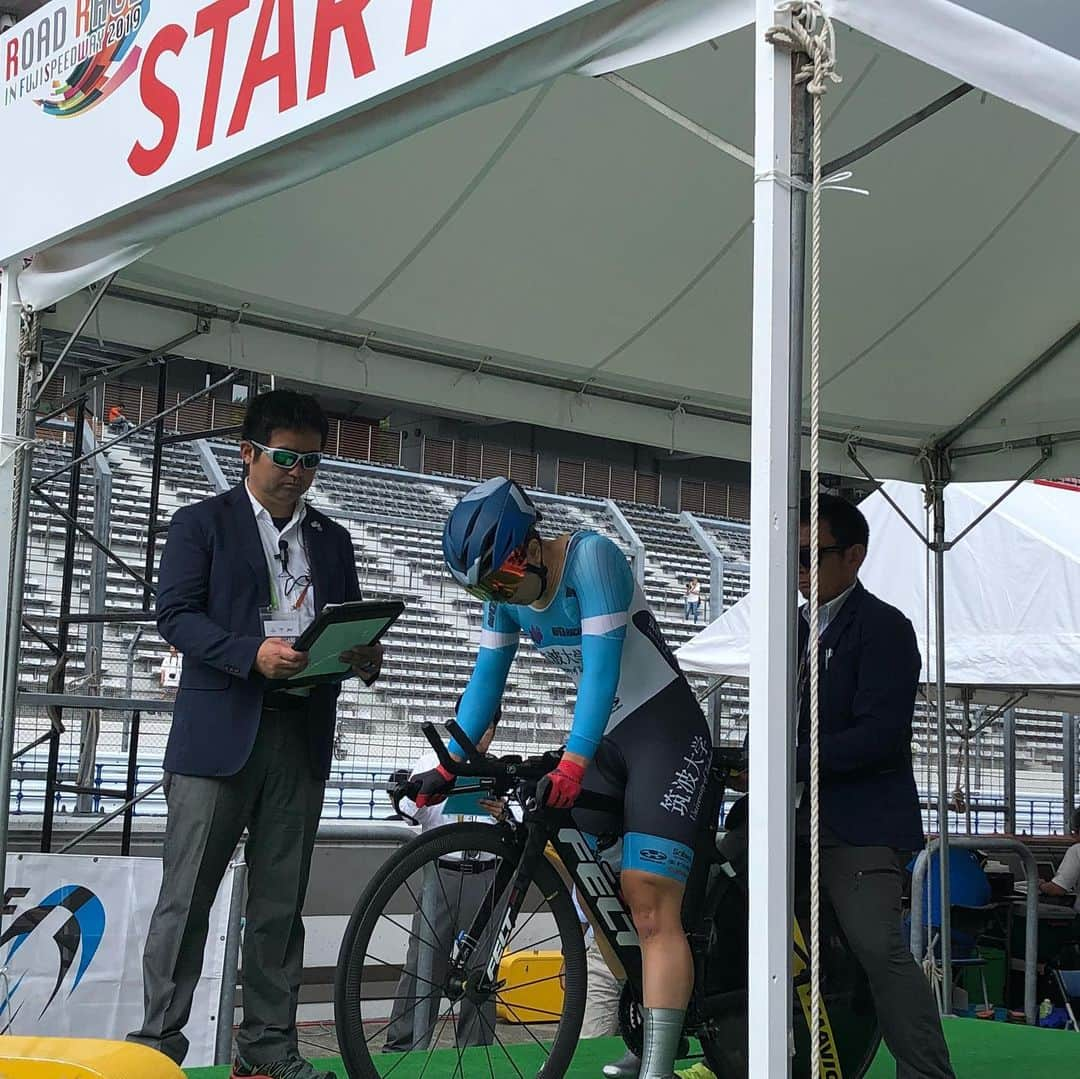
128,0,435,177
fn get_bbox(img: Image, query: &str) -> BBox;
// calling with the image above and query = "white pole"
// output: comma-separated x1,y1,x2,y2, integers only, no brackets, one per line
0,260,23,894
749,4,796,1076
0,262,20,660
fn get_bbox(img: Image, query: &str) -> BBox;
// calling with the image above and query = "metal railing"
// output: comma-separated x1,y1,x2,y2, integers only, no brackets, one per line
910,837,1039,1026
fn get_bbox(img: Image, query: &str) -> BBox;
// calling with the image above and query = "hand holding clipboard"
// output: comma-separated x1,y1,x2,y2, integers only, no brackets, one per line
275,599,404,688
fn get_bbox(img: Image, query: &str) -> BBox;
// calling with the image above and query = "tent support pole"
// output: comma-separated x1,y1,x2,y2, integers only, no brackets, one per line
1063,714,1076,833
1003,708,1016,834
748,4,800,1073
927,458,953,1011
0,262,28,906
100,283,924,460
962,692,972,835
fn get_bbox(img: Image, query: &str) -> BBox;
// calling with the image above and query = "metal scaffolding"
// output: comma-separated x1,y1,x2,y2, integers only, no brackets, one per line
2,306,239,857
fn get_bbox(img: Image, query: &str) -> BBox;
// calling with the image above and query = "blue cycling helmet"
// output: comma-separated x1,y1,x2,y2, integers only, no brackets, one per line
443,477,540,596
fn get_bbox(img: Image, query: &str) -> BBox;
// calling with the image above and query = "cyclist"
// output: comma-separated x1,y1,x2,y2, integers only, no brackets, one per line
415,476,713,1079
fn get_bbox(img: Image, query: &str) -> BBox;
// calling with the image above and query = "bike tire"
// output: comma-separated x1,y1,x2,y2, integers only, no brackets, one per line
334,822,587,1079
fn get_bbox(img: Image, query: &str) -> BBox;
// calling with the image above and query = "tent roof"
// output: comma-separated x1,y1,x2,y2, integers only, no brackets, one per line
9,0,1080,479
676,479,1080,708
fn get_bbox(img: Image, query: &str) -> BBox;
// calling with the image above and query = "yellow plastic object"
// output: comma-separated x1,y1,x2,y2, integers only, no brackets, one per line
0,1037,184,1079
495,949,565,1024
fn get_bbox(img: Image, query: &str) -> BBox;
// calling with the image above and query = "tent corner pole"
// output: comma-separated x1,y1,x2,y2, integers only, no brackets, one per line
1063,713,1076,834
0,260,27,905
928,463,953,1010
748,4,802,1075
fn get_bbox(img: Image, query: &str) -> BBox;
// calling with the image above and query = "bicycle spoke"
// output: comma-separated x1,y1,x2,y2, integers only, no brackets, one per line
417,999,455,1079
363,953,444,993
494,997,556,1054
505,930,565,954
488,1022,527,1079
503,897,547,951
402,876,449,957
376,910,426,940
357,988,435,1053
494,995,565,1022
477,1004,497,1079
495,971,566,994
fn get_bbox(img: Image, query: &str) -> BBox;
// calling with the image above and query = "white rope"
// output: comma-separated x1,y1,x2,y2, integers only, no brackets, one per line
766,6,841,1077
754,168,868,196
0,434,36,471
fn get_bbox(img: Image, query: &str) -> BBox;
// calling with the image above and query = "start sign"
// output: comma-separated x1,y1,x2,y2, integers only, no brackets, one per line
0,0,608,264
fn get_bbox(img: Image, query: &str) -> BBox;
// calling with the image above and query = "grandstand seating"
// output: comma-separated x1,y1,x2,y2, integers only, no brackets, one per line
12,426,1073,825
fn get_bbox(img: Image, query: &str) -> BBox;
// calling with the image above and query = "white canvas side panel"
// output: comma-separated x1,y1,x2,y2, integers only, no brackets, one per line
827,0,1080,133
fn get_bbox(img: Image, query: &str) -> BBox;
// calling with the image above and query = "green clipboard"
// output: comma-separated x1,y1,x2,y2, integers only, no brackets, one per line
276,599,404,688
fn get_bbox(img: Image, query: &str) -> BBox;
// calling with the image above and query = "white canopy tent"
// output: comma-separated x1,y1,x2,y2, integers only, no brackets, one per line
678,478,1080,709
3,0,1080,1070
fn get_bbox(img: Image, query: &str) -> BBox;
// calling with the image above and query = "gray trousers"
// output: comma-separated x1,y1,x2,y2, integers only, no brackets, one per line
127,708,325,1066
581,935,622,1039
819,835,954,1079
385,861,497,1051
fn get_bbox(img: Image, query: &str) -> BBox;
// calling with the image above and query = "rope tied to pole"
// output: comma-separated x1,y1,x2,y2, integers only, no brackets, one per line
766,4,840,1076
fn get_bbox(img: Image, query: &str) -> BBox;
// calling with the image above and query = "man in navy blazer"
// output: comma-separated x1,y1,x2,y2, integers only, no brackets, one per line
797,494,953,1079
129,391,382,1079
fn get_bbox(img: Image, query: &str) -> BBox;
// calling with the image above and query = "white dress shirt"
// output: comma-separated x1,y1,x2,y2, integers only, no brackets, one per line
1051,842,1080,912
246,481,317,635
801,580,857,636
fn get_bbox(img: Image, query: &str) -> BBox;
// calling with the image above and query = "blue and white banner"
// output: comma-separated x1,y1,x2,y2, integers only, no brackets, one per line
2,852,232,1066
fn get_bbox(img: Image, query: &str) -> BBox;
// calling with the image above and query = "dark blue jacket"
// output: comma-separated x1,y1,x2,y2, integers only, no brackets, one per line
796,581,924,851
156,484,361,780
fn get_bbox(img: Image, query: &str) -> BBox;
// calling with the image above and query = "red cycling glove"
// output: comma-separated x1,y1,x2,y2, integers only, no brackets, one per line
540,758,587,809
413,763,456,808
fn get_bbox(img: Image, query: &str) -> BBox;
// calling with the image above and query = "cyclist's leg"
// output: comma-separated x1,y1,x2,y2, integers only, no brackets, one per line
615,681,713,1077
571,750,630,981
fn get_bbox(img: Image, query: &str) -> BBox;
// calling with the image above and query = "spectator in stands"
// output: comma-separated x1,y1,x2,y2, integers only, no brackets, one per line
158,645,182,697
107,402,133,434
683,577,701,622
385,709,504,1051
128,390,385,1079
1040,808,1080,912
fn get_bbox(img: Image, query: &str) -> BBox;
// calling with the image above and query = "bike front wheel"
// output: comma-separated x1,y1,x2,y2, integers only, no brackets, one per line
334,822,587,1079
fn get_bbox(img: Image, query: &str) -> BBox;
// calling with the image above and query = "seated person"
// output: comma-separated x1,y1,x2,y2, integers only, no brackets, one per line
1040,808,1080,912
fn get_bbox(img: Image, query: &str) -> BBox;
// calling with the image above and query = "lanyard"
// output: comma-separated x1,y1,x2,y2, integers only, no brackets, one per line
264,534,310,612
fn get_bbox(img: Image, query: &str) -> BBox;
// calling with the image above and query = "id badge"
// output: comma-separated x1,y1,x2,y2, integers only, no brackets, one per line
260,607,301,643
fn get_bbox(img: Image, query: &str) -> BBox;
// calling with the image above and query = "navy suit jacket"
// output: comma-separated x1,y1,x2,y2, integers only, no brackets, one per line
156,484,361,780
795,581,924,851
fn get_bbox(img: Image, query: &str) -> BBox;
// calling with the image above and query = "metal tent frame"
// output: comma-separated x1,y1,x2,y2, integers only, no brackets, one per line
0,307,242,906
1,4,1079,1074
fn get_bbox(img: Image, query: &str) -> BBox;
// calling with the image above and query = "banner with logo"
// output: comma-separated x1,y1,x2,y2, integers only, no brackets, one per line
1,853,233,1067
0,0,610,266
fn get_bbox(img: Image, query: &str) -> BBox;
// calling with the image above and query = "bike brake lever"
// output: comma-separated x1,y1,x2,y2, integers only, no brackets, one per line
391,782,422,826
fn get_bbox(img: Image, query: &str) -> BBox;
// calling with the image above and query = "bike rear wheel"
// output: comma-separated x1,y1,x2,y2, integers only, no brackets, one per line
334,822,587,1079
697,866,881,1079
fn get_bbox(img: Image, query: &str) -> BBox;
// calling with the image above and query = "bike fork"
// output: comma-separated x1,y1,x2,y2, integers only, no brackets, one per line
453,826,548,989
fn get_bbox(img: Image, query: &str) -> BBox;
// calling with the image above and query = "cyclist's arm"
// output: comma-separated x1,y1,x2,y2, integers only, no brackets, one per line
449,601,519,756
566,534,634,760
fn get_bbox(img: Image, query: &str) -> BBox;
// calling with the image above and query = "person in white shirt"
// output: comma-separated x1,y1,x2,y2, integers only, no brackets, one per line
158,645,182,695
384,713,504,1052
1040,809,1080,912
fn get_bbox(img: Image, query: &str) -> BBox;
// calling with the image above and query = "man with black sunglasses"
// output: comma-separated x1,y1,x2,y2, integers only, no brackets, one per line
794,494,953,1078
129,390,383,1079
